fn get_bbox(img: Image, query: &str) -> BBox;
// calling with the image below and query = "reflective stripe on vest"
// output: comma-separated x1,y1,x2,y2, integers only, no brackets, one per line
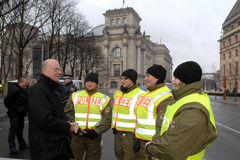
135,85,172,141
160,93,217,160
72,90,110,129
111,88,145,132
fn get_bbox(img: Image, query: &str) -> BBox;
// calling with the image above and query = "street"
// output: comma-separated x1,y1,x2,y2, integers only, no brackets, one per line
0,97,240,160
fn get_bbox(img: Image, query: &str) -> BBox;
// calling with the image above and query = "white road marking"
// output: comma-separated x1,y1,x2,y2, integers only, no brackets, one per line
216,121,240,134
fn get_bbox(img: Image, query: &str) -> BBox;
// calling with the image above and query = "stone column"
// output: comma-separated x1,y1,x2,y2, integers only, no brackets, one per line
137,46,141,74
123,43,128,71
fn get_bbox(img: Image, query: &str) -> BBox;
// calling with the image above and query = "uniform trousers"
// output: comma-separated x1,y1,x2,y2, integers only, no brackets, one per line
114,131,136,160
136,140,151,160
71,134,102,160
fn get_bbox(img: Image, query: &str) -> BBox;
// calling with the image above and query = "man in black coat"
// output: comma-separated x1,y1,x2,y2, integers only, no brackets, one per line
4,77,29,154
27,59,78,160
57,75,77,105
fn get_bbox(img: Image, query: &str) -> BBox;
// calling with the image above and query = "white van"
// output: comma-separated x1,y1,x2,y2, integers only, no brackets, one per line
59,80,83,90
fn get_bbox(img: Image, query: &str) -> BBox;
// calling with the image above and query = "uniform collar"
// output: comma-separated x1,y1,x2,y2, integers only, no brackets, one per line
147,83,165,92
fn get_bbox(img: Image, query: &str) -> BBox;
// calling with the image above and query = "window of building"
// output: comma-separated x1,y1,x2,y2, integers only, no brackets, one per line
111,19,115,25
223,64,225,76
113,64,120,76
111,81,118,88
236,49,238,56
231,25,234,30
236,35,238,42
123,17,127,24
223,41,225,48
117,18,120,25
223,53,225,60
229,38,231,46
229,63,231,76
229,52,231,59
236,62,238,76
112,48,121,57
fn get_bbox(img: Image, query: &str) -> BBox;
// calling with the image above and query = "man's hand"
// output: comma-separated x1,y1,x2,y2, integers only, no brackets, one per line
68,121,78,134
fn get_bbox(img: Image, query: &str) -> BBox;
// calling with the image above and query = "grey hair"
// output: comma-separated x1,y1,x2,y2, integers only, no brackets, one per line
41,60,48,72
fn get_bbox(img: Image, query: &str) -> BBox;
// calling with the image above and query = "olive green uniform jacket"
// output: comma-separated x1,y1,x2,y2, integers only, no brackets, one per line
64,87,112,134
146,81,217,160
113,84,142,160
136,83,174,160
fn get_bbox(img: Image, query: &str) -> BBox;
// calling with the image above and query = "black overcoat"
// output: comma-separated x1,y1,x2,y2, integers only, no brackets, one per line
4,83,28,117
27,74,73,160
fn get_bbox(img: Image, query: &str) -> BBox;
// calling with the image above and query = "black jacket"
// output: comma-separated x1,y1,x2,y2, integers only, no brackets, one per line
27,74,73,160
4,83,28,117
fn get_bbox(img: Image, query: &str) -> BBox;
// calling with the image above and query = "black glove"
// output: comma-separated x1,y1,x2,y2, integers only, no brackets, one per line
85,129,99,139
112,128,117,134
133,140,140,153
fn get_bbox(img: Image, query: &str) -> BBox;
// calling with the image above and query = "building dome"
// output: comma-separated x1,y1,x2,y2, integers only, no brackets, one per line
88,24,105,36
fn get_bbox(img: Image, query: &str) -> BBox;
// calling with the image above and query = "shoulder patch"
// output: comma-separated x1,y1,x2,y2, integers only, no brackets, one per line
105,107,110,113
171,121,176,128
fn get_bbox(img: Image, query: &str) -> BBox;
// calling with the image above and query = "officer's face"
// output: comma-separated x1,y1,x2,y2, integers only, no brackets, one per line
85,81,97,90
120,76,134,88
172,77,185,90
144,73,158,87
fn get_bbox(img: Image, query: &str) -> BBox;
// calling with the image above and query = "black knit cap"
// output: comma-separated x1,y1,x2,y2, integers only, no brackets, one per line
147,64,166,83
85,72,99,84
173,61,202,84
121,69,138,84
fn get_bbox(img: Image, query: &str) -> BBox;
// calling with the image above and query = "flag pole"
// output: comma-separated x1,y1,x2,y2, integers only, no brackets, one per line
122,0,125,8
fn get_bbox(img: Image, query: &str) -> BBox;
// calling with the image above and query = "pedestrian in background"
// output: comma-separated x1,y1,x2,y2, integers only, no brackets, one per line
58,75,77,105
27,59,78,160
64,72,112,160
112,69,145,160
134,64,173,160
146,61,217,160
4,77,29,154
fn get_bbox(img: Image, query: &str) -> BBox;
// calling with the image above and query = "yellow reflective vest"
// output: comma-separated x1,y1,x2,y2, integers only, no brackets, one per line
160,93,217,160
135,85,172,141
72,90,110,129
112,87,145,132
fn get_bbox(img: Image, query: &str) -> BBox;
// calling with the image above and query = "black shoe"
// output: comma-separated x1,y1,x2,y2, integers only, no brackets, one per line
20,143,29,150
10,147,18,154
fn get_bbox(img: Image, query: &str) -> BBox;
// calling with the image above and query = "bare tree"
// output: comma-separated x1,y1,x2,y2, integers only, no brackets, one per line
1,0,49,82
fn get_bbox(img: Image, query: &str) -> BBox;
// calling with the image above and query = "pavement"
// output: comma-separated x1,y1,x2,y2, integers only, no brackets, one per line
209,95,240,105
0,94,239,123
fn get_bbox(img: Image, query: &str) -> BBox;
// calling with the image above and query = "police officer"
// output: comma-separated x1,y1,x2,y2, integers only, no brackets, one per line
134,64,173,160
64,72,112,160
112,69,145,160
146,61,217,160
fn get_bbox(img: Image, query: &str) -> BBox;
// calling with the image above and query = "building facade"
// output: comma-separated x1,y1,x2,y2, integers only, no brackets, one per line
219,0,240,93
89,8,172,89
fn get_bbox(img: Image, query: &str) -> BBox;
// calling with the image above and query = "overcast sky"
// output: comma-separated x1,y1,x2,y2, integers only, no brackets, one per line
77,0,237,73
